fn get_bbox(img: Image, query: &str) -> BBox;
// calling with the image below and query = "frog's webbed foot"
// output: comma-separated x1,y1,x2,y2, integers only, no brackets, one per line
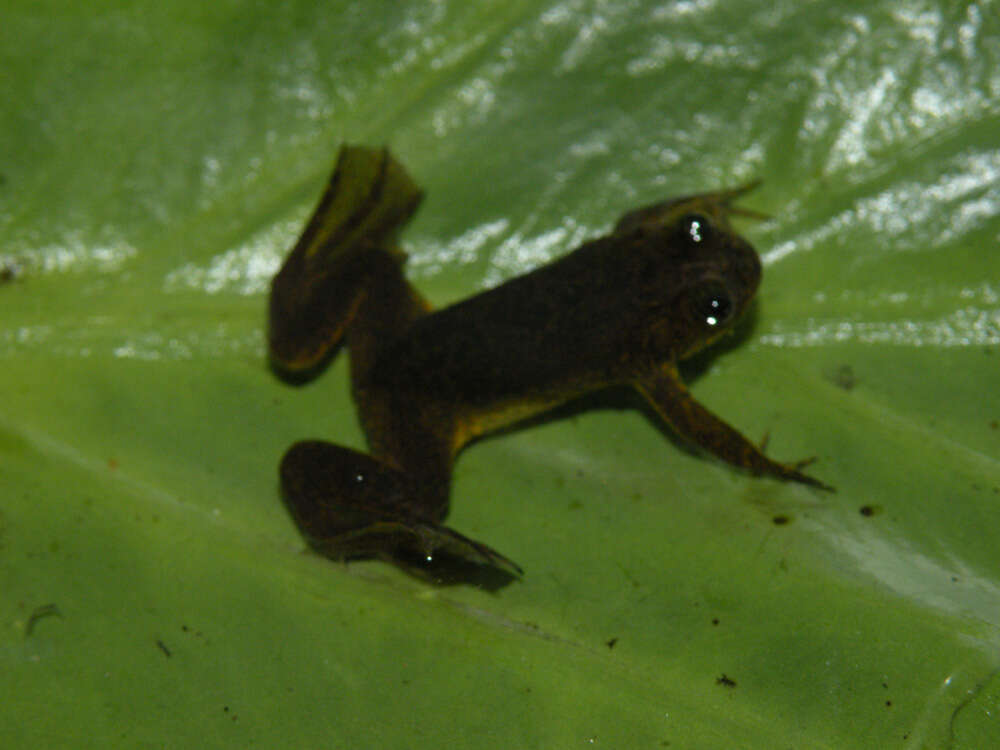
269,145,423,378
280,440,522,584
348,521,524,584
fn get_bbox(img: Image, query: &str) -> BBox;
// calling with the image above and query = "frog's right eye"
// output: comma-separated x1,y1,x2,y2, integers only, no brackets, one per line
688,280,734,329
678,213,713,246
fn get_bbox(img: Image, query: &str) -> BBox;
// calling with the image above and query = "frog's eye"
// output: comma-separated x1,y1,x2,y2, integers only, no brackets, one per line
689,281,733,328
678,213,713,245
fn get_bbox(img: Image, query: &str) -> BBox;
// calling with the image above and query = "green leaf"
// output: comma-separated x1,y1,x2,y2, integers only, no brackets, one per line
3,1,999,747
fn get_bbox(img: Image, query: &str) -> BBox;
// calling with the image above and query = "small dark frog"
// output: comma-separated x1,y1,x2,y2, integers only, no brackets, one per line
270,145,829,581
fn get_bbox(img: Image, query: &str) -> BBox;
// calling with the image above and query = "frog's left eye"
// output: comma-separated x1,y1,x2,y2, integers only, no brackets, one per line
689,281,733,328
678,213,713,245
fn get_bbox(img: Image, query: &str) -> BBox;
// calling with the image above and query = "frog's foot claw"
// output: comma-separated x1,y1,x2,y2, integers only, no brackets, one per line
789,455,818,472
754,434,834,491
758,431,771,453
780,457,835,492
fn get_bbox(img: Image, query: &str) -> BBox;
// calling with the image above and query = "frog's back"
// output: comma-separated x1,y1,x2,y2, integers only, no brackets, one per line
363,236,662,406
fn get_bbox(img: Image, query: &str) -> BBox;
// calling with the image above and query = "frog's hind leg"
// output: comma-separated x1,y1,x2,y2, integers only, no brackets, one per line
269,145,424,379
271,146,520,579
328,248,516,575
280,440,523,578
340,245,432,388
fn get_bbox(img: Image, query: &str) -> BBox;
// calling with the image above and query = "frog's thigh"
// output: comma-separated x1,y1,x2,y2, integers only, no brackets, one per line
280,440,429,551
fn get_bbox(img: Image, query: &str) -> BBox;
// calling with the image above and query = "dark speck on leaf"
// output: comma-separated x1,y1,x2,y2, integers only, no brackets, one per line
25,603,62,637
826,364,857,391
716,674,737,688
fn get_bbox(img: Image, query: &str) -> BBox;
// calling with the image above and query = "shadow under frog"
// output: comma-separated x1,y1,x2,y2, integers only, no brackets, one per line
269,145,830,586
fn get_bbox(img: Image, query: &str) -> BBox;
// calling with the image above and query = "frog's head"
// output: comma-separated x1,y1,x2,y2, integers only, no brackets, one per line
616,182,764,360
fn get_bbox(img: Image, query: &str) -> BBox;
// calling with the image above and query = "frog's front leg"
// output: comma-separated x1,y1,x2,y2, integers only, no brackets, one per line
279,440,523,578
635,364,833,490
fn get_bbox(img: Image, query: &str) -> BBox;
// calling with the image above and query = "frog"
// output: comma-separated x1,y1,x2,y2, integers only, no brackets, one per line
269,144,830,582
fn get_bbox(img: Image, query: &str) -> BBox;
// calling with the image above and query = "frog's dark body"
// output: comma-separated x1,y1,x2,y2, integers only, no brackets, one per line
372,241,656,409
369,232,752,406
270,145,828,582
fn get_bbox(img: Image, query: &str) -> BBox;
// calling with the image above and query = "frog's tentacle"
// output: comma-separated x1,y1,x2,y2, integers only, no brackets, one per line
279,440,522,578
269,145,424,378
635,364,834,491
